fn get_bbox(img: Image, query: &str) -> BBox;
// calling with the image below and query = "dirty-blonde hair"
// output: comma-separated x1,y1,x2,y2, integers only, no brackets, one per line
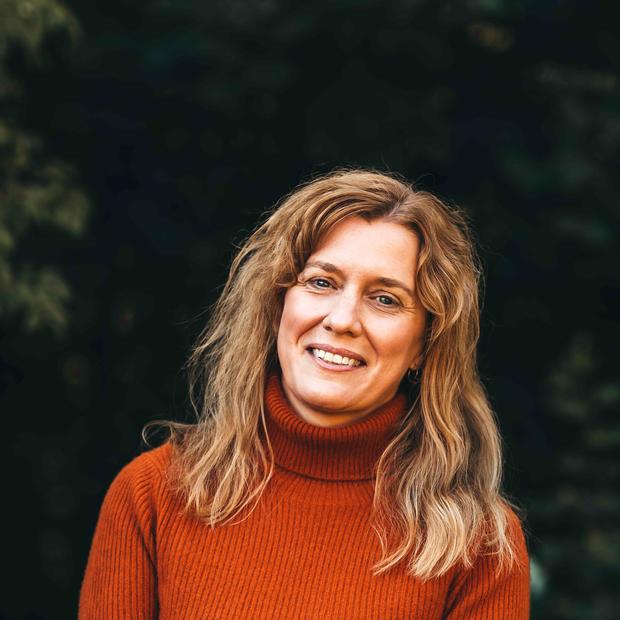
148,168,525,579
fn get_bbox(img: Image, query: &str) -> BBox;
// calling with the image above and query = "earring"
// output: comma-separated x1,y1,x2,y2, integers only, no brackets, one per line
407,367,422,383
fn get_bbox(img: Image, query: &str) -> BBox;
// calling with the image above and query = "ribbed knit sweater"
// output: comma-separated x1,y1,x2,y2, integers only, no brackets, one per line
79,375,530,619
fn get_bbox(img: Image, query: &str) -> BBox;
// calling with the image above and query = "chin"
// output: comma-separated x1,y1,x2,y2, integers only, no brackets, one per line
297,385,358,413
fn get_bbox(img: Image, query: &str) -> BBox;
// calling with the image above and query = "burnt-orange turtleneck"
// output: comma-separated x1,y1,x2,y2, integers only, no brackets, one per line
79,375,530,619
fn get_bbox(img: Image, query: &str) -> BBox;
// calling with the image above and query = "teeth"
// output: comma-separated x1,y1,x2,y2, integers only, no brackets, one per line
311,349,361,367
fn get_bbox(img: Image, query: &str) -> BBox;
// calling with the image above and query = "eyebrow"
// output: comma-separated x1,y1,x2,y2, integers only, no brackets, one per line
303,260,416,299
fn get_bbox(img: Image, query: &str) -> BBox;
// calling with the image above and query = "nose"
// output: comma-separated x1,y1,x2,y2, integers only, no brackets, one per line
322,292,363,336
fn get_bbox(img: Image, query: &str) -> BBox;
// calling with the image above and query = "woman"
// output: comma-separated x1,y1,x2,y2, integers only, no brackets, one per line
79,169,530,619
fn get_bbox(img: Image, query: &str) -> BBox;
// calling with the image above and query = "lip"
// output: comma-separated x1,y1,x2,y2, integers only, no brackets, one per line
307,350,362,372
305,343,366,364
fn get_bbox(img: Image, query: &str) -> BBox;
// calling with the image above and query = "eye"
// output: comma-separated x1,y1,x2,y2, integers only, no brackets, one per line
309,277,333,289
374,294,400,307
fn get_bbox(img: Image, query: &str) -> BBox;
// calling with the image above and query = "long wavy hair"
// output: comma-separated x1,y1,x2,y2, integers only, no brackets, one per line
148,168,525,580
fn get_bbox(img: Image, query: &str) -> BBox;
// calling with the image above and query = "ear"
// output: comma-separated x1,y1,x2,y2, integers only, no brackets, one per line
409,354,423,371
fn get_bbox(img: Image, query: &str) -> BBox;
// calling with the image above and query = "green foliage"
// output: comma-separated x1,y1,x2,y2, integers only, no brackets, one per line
0,0,89,335
0,120,90,334
0,0,80,96
0,0,618,618
531,332,620,618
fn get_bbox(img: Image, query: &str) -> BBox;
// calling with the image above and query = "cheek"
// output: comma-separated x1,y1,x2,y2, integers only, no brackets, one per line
279,290,323,340
402,320,427,365
277,297,293,354
375,317,426,367
277,293,309,363
278,292,300,341
276,311,293,373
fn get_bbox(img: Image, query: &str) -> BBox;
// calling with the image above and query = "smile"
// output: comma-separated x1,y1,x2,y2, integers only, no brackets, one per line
308,348,363,367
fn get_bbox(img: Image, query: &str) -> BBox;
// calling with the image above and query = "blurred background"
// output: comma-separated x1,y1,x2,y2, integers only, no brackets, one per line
0,0,618,618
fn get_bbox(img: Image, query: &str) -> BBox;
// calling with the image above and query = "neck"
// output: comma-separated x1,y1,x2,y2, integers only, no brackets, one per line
264,373,408,481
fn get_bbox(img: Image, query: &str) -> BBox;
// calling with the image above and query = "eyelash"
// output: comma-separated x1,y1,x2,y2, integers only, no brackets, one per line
310,278,332,289
307,278,401,308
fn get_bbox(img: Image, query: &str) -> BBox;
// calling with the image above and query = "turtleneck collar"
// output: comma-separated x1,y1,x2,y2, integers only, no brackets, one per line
264,374,408,481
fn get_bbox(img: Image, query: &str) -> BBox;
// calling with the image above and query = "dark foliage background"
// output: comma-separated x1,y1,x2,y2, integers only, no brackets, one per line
0,0,618,618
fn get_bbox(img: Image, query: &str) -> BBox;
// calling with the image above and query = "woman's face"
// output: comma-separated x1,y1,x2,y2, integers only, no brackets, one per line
277,216,428,427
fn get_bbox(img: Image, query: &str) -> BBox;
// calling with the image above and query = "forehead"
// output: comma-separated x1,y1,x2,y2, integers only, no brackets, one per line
306,217,420,281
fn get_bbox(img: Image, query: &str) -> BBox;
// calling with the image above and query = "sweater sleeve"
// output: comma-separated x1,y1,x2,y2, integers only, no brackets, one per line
79,449,165,619
443,510,531,620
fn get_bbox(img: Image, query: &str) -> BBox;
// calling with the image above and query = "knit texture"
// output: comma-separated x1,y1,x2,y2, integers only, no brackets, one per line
79,375,530,619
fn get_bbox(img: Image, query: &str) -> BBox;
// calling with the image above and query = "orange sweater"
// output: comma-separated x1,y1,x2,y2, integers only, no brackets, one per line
80,376,530,619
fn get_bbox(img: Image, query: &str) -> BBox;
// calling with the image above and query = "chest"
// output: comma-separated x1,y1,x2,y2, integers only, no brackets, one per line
154,493,451,619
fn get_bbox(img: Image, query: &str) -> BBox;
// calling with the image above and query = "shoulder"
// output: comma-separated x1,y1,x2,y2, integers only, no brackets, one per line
475,503,530,581
457,503,530,579
102,443,175,518
113,442,173,485
444,505,531,618
503,504,530,567
117,442,173,480
457,504,530,581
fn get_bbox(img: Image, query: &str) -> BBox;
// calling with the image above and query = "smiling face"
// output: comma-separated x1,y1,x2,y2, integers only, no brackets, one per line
276,216,428,427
